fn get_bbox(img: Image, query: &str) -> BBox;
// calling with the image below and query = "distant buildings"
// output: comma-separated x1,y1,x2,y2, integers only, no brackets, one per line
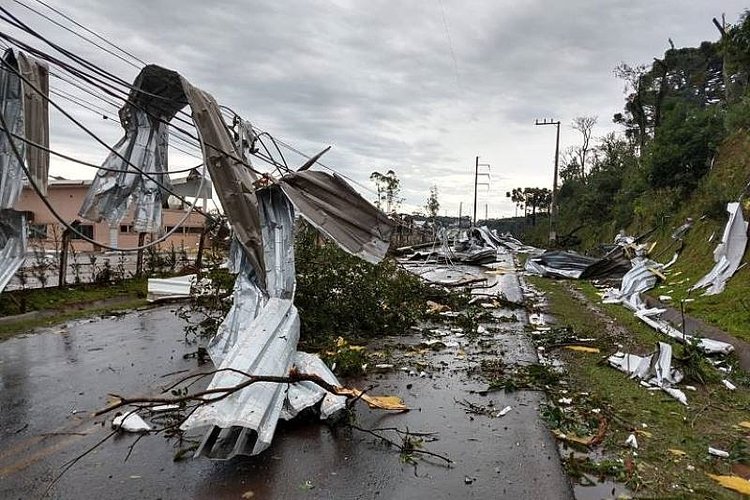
16,176,208,253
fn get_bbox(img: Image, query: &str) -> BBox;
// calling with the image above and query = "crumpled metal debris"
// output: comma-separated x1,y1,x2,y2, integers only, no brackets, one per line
282,352,347,421
0,49,49,294
146,274,196,302
608,342,687,404
112,412,152,432
278,170,394,264
524,248,631,280
525,250,598,279
599,254,734,355
0,210,26,292
80,65,186,234
400,226,501,265
602,258,662,310
690,202,748,296
97,65,394,458
82,64,394,458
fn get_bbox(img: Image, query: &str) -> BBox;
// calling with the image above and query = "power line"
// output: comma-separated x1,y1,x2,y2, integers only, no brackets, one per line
0,55,213,221
2,4,373,196
0,127,201,175
29,0,146,66
0,99,207,252
11,0,141,70
2,4,394,218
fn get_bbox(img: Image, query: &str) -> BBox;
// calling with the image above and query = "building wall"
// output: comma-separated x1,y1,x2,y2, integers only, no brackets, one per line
16,183,206,253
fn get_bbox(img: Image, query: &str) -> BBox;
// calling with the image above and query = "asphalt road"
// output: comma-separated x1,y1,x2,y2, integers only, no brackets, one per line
0,256,573,500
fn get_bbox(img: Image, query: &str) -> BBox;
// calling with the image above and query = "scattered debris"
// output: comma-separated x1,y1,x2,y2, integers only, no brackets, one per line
112,413,151,433
706,474,750,495
608,342,688,404
690,202,748,296
564,345,600,354
722,379,737,391
708,447,729,458
147,274,196,302
624,433,638,449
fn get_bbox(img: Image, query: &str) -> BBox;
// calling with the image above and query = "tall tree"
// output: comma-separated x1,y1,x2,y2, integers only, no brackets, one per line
370,170,403,213
425,185,440,223
570,115,598,181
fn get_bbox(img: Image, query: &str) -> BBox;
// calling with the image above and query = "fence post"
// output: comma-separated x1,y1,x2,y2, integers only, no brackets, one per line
136,232,147,276
58,227,72,287
195,227,208,277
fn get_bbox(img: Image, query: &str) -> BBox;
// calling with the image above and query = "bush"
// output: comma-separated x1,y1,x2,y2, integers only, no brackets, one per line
180,222,433,347
295,223,430,347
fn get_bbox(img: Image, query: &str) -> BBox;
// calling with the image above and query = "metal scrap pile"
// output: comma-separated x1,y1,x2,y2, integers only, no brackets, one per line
397,226,517,265
68,65,397,458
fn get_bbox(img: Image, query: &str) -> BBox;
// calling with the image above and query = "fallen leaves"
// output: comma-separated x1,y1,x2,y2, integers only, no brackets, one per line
336,388,408,411
564,345,601,354
706,474,750,495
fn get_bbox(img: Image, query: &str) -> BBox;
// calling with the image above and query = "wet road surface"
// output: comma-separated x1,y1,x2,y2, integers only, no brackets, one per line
0,254,572,499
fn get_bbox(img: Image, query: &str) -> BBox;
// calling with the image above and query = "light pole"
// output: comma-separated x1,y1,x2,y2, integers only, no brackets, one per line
534,118,560,242
473,156,490,227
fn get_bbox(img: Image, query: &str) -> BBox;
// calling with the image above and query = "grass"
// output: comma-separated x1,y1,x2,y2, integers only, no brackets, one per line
528,276,750,499
0,278,149,338
646,215,750,343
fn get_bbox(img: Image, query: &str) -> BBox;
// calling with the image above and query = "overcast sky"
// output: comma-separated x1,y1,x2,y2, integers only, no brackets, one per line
3,0,747,218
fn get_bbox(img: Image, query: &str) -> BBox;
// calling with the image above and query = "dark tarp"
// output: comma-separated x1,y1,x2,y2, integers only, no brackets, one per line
579,247,632,280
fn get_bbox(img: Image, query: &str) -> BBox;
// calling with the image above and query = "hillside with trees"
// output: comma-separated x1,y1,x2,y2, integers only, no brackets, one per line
520,12,750,255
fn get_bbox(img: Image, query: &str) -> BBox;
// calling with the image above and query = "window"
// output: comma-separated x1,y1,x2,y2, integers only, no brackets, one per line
120,225,131,233
185,226,204,234
28,223,47,239
70,222,94,239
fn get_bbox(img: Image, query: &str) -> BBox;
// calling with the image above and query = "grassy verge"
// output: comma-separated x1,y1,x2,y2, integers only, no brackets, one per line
646,214,750,343
0,278,149,339
528,276,750,498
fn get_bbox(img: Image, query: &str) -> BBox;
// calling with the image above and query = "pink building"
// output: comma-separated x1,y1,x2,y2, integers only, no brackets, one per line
16,178,207,253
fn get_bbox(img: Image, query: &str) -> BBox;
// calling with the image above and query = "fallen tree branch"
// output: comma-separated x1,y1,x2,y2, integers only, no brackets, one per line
349,423,452,465
95,369,340,417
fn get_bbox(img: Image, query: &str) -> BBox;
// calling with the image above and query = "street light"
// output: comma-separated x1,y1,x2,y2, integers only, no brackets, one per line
473,155,490,227
534,118,560,242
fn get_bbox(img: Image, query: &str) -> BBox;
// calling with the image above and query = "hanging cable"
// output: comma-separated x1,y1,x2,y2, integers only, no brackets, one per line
10,0,141,70
0,99,208,252
28,0,147,65
0,127,201,175
1,5,423,234
0,55,214,219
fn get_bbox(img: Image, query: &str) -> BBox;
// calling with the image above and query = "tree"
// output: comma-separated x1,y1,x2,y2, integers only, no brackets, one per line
508,187,551,226
425,185,440,223
613,62,650,151
507,188,526,217
570,115,598,181
370,170,403,213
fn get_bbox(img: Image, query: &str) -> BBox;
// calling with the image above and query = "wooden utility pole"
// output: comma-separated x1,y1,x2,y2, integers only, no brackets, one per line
534,118,561,242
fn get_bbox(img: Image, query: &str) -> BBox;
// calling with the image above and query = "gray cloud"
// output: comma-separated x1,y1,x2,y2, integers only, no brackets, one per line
3,0,746,217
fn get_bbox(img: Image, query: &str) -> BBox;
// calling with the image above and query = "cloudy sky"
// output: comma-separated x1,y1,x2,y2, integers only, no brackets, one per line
2,0,747,218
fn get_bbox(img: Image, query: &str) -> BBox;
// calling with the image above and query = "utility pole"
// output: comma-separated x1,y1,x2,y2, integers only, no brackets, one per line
458,201,463,227
473,156,490,227
534,118,561,242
